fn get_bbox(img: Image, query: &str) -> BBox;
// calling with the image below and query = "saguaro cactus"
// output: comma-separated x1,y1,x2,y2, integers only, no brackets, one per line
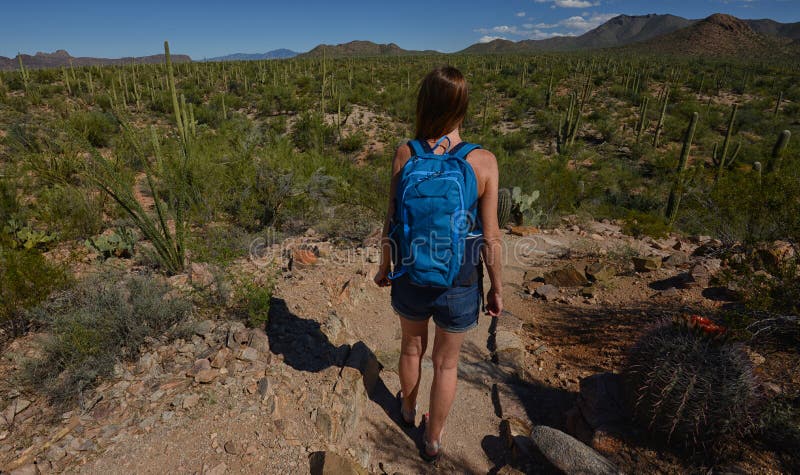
653,87,670,148
665,112,699,225
712,103,741,183
636,96,650,143
766,130,791,173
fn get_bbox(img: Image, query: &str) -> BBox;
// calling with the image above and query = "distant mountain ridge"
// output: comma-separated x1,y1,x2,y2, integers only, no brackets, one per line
460,13,800,55
0,50,191,71
624,13,799,59
203,49,298,62
299,40,439,58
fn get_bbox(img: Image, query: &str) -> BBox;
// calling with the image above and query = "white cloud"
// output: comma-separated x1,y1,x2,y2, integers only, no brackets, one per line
474,11,618,43
479,35,508,43
534,0,600,8
516,11,527,17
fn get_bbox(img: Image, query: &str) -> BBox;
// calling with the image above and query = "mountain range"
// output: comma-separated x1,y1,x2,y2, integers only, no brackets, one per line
201,49,298,62
3,13,799,70
0,50,191,71
460,13,800,58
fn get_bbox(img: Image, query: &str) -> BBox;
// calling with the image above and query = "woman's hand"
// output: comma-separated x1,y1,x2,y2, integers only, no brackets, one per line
486,286,503,317
374,265,391,287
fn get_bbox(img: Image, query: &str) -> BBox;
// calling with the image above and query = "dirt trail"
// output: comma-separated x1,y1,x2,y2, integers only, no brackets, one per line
5,223,742,474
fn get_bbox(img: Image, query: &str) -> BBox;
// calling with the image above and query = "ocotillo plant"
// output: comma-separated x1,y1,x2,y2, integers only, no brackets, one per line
712,103,741,183
766,130,791,173
665,112,699,226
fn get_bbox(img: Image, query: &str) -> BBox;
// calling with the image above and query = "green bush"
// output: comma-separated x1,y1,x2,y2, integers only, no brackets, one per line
338,131,367,153
67,110,118,148
244,281,273,328
24,271,191,406
0,248,67,339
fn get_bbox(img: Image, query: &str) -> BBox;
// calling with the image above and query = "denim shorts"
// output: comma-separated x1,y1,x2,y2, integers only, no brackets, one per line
391,275,481,333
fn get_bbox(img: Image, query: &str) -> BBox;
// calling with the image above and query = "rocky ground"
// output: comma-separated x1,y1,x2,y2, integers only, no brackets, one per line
1,219,796,474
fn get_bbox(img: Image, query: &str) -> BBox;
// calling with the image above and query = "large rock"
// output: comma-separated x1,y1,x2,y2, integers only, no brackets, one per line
632,256,661,272
494,330,527,375
530,425,620,475
544,265,588,287
585,262,615,282
534,284,560,301
309,451,367,475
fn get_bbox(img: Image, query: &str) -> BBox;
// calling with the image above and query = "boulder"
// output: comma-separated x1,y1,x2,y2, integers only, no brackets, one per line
544,265,589,287
662,252,689,268
530,425,620,475
632,256,661,272
585,262,615,282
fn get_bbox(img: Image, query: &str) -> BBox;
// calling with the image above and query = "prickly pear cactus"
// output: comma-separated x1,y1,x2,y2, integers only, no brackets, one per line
510,187,541,226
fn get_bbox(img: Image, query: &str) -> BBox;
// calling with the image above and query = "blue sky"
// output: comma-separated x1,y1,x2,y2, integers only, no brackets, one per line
2,0,799,58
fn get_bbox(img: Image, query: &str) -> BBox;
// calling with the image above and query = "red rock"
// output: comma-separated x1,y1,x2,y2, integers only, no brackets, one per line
510,226,540,237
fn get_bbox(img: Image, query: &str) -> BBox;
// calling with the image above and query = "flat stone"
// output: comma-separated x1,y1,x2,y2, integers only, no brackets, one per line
249,328,270,352
237,347,259,362
510,226,540,237
195,369,219,384
530,425,620,475
194,319,216,338
534,284,559,301
632,256,661,272
662,252,689,268
183,393,201,409
210,348,230,368
544,265,588,287
46,445,67,462
224,440,245,455
187,358,211,377
308,451,368,475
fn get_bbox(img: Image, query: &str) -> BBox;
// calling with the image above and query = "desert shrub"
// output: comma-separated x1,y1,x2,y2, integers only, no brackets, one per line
622,210,670,239
500,131,529,153
24,272,191,406
759,397,800,473
624,316,762,460
243,280,274,328
187,224,254,266
37,184,105,239
67,110,118,148
0,248,67,340
338,131,367,153
291,112,336,152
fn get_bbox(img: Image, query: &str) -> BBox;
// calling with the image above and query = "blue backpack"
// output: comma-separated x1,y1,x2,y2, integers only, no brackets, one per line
389,137,484,288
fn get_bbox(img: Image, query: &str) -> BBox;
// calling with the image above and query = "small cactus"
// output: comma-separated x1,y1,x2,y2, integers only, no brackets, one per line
510,187,541,226
497,188,512,228
624,315,761,458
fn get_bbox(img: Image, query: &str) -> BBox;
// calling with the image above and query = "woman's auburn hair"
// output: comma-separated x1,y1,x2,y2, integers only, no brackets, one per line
415,66,469,140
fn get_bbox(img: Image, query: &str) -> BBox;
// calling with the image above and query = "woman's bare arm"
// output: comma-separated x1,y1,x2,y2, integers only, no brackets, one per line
475,150,504,316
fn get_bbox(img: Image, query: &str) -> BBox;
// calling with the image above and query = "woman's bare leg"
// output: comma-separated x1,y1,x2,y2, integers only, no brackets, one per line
426,326,466,448
398,317,429,415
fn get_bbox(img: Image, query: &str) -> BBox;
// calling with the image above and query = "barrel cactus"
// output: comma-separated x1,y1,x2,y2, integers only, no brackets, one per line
624,315,761,458
497,188,511,228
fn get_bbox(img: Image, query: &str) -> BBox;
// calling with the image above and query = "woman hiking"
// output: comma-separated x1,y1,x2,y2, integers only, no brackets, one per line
374,66,504,463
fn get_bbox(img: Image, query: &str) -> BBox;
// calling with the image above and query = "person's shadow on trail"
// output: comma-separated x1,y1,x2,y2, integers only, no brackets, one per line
266,297,415,438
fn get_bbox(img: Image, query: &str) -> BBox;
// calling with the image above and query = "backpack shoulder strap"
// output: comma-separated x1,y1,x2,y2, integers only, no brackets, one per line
451,142,482,161
407,140,425,157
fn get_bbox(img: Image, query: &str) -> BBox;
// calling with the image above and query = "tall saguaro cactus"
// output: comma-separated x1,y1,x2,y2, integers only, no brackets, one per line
653,87,670,148
665,112,699,226
766,130,791,174
712,103,741,183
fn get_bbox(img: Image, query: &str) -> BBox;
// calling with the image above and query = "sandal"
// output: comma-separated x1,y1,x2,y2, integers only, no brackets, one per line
397,391,417,428
420,413,443,464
